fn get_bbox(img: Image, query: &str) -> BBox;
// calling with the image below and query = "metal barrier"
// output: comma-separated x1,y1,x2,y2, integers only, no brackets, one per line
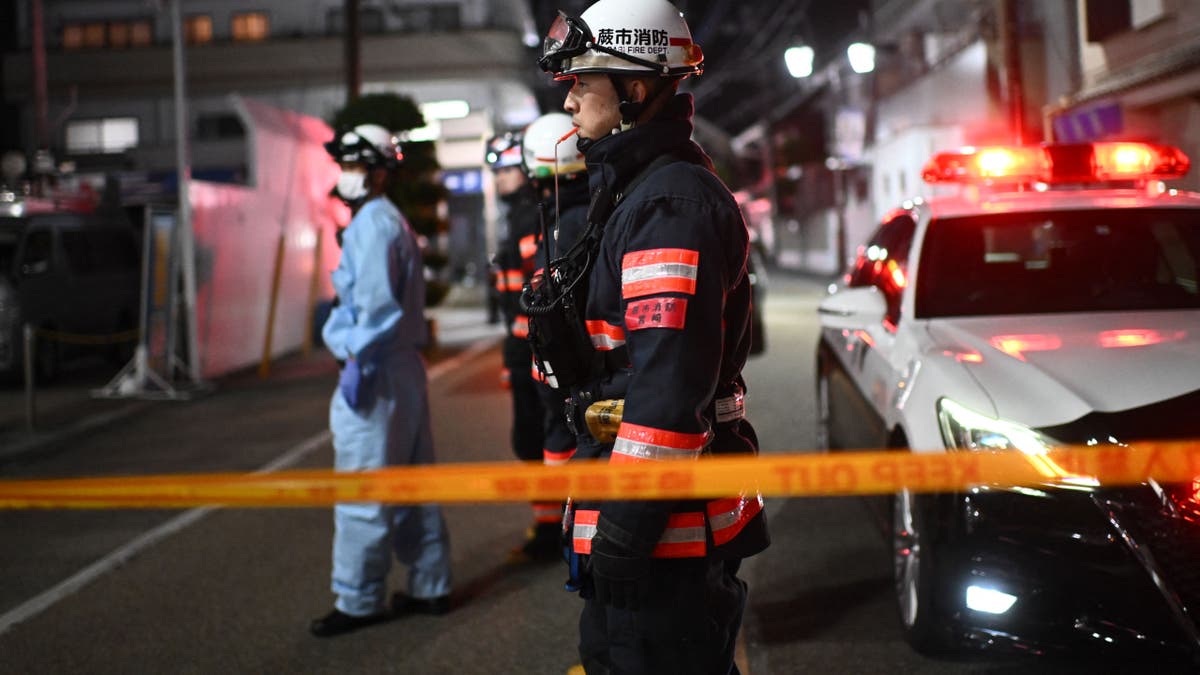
20,322,139,433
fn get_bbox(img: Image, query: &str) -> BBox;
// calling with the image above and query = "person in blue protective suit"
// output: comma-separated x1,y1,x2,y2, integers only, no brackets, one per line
310,124,453,638
532,1,770,672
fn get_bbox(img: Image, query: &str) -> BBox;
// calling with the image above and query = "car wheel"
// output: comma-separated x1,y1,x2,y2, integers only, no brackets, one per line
892,488,953,655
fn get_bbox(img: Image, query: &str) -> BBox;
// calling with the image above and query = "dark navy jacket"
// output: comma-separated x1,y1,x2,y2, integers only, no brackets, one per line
494,185,541,370
572,94,769,561
533,176,593,464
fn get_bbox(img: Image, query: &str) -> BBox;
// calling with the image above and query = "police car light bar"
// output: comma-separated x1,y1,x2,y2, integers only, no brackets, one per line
921,142,1190,185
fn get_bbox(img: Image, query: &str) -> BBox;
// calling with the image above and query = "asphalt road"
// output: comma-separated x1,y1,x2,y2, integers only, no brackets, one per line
0,274,1190,674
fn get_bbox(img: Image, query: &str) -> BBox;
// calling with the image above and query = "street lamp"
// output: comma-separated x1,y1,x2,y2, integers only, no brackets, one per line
847,42,875,74
784,45,814,79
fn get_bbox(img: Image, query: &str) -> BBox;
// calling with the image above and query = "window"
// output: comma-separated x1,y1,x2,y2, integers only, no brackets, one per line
231,12,269,42
108,22,131,48
195,113,245,141
915,209,1200,318
21,230,53,276
64,19,151,49
129,20,152,46
848,215,916,327
83,22,106,48
65,118,139,155
63,24,83,49
61,229,138,276
185,15,213,45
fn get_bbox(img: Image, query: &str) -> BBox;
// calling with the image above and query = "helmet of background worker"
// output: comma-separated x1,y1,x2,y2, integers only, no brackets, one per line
521,112,585,182
538,0,704,79
325,124,404,204
485,132,524,171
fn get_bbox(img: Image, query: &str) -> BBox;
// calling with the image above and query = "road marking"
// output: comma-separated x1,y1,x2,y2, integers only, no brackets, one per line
0,333,499,636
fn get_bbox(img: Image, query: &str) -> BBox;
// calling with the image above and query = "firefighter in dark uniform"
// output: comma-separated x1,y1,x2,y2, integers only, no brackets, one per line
486,131,557,560
531,1,770,672
520,111,591,479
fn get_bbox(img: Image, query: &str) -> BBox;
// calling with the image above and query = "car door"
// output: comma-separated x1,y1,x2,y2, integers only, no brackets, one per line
839,214,917,447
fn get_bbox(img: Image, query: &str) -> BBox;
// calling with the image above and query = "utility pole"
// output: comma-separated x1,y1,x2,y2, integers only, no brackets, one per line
31,0,48,150
171,0,202,385
1002,0,1025,144
345,0,361,104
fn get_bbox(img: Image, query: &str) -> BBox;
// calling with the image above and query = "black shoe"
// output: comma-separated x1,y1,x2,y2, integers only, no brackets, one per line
309,608,388,637
514,523,562,563
391,591,451,616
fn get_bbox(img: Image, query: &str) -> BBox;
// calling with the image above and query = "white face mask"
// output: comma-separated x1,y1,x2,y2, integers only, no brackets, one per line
336,169,369,202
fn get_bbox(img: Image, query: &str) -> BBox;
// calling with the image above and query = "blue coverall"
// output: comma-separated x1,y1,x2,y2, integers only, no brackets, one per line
321,195,452,617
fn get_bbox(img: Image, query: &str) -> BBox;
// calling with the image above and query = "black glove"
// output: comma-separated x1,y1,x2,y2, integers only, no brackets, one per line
588,535,652,610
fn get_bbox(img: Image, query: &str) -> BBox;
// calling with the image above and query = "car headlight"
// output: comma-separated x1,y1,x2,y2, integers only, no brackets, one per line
938,398,1099,488
937,398,1054,455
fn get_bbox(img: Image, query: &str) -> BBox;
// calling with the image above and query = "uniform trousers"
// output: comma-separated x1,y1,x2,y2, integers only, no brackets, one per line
578,557,747,675
329,349,452,616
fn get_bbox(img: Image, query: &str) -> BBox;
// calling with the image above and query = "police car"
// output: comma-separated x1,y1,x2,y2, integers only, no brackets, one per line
815,142,1200,659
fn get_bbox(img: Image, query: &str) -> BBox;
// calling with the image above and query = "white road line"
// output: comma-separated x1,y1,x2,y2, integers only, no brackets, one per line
0,333,500,637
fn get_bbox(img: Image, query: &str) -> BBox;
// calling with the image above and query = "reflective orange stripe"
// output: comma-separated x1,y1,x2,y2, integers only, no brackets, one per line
706,493,764,545
533,502,562,523
621,248,699,299
611,422,708,463
544,447,576,466
519,234,538,260
572,509,707,558
585,320,626,350
573,508,599,554
651,512,707,558
511,315,529,338
497,269,524,292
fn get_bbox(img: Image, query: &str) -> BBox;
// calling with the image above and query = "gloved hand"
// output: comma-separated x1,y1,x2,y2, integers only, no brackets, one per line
338,358,365,409
587,535,652,610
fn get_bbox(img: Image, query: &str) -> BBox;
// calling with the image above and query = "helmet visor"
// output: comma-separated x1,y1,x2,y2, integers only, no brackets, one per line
539,12,591,74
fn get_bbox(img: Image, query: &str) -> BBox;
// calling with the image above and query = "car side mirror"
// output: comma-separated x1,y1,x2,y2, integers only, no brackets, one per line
817,286,887,330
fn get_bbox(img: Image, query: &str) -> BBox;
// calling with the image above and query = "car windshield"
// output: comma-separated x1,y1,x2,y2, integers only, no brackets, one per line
916,207,1200,318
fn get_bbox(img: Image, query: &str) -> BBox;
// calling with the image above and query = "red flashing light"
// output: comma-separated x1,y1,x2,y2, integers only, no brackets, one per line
922,146,1048,184
1091,142,1189,181
922,142,1190,185
942,349,984,363
989,333,1063,361
1098,328,1186,349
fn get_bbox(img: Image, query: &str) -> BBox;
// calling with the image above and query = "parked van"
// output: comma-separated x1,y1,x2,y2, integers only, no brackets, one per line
0,209,140,380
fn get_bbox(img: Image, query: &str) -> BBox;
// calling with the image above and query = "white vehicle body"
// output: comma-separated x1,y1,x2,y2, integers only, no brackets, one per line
819,188,1200,456
815,143,1200,659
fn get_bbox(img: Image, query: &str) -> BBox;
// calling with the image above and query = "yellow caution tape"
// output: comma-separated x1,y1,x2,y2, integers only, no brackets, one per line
1,442,1198,509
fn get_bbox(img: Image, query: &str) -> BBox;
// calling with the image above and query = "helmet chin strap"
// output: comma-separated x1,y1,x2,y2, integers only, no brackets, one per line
609,75,641,132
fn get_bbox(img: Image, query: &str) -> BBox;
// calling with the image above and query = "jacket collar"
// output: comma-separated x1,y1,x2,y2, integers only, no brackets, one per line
582,93,714,197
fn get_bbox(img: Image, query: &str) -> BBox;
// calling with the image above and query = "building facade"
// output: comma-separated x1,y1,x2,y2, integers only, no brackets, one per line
2,0,547,284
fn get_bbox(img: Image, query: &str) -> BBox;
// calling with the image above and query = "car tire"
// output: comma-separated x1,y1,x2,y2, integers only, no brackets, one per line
892,487,954,655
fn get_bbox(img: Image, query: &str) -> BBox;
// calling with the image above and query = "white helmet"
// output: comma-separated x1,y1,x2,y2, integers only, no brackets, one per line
522,112,586,180
485,131,524,170
324,123,404,170
539,0,703,78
